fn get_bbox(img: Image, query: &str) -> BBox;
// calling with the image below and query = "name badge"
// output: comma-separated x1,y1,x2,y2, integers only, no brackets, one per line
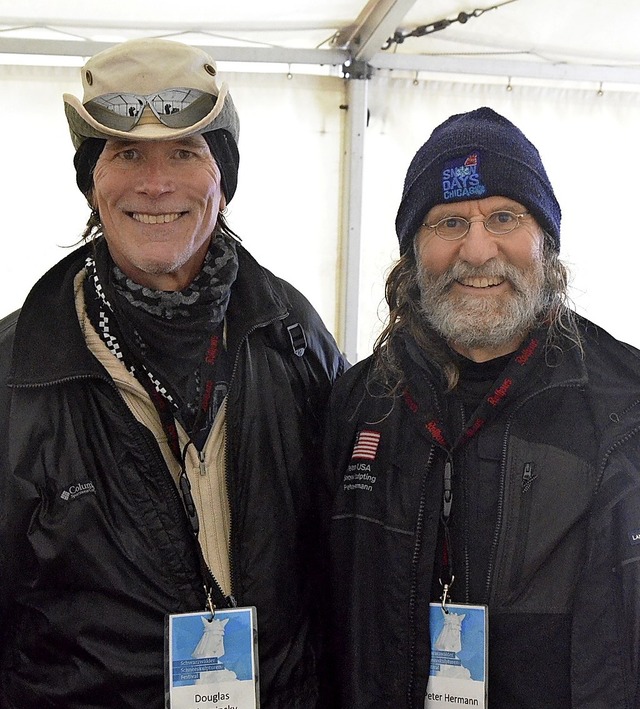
424,603,488,709
166,607,259,708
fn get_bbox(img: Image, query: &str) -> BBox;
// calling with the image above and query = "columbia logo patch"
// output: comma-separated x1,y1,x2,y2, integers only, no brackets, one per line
60,481,96,501
351,430,381,461
629,529,640,546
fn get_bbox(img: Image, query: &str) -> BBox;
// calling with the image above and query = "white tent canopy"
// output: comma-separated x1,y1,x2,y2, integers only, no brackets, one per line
2,0,640,361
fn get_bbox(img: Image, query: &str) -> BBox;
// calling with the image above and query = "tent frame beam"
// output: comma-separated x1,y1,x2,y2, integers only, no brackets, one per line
2,36,638,85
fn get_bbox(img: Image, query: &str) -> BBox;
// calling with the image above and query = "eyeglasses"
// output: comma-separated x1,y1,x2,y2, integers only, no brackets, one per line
423,210,530,241
84,88,217,131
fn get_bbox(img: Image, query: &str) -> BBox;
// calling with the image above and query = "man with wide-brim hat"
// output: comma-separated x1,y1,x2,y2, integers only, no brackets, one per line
0,37,346,709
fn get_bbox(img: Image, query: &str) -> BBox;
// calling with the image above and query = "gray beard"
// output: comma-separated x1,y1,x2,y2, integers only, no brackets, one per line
417,257,548,352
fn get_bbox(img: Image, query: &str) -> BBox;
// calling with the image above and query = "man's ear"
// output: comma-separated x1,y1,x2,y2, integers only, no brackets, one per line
220,193,227,211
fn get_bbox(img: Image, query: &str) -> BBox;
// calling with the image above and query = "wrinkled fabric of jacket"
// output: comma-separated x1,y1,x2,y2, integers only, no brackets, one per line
324,320,640,709
0,242,346,709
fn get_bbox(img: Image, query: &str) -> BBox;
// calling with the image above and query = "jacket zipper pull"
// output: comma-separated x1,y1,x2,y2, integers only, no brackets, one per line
198,450,207,476
443,457,453,523
522,462,537,493
179,471,200,537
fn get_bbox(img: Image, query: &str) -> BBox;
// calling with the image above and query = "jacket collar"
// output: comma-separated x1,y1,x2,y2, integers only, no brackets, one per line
9,240,288,387
225,243,288,355
400,325,590,402
10,244,99,386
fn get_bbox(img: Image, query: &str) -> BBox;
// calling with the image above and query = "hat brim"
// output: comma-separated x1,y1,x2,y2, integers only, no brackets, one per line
63,83,235,150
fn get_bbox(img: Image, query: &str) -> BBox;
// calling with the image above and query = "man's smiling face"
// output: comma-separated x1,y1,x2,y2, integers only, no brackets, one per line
414,195,547,360
92,135,225,291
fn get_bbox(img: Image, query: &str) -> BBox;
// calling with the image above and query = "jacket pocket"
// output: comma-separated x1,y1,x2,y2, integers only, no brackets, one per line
495,436,596,610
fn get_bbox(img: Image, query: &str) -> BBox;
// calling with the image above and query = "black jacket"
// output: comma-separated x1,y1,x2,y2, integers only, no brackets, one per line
0,242,346,709
324,320,640,708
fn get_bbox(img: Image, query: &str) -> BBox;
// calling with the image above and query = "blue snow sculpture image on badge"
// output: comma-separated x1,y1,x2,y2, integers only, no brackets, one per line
429,605,486,682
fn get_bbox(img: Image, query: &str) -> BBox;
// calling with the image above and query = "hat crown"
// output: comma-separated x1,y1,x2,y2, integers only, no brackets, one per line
81,38,220,101
404,107,543,192
63,38,240,151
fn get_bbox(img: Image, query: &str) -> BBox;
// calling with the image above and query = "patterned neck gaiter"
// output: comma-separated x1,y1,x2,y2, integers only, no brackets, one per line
84,234,239,441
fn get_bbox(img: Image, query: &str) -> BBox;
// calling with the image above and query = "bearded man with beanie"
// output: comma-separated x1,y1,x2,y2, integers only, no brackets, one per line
323,107,640,707
0,38,346,708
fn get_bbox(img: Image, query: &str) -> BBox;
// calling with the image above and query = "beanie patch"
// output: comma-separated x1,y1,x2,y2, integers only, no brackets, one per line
442,152,487,203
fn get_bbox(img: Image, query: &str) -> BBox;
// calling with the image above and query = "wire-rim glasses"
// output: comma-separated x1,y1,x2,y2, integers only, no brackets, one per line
423,210,530,241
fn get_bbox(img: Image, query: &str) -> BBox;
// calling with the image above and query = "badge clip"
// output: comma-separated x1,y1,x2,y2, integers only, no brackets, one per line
204,584,216,621
439,575,455,614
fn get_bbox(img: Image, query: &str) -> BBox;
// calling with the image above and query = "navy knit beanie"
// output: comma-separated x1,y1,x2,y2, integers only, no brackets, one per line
395,107,561,254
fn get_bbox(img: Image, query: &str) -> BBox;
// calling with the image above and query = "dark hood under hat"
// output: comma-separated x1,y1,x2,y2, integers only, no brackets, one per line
395,107,561,254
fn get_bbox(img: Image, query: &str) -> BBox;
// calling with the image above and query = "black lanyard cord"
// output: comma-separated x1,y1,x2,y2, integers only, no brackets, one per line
84,258,234,612
179,440,200,537
405,331,546,606
439,456,455,610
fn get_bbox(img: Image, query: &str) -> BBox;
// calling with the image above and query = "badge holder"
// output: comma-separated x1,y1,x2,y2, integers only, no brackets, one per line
165,602,260,709
425,459,488,708
424,595,488,709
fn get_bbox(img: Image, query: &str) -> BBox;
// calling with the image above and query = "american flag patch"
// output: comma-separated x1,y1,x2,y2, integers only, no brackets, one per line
351,430,381,461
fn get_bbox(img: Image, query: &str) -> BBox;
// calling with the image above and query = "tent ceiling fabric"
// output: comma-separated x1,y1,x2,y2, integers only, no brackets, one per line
2,0,640,363
1,0,640,85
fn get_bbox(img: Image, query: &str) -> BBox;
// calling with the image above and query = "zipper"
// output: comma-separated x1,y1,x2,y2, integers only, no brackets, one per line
18,371,233,609
521,461,537,492
179,454,231,608
506,461,537,592
12,372,105,389
406,377,455,705
483,382,585,604
114,377,231,609
198,449,207,476
407,444,436,708
222,312,289,604
457,400,471,604
482,420,511,604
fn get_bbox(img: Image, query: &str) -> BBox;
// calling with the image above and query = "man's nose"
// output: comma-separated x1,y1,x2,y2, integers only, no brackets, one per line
136,159,175,197
457,219,499,266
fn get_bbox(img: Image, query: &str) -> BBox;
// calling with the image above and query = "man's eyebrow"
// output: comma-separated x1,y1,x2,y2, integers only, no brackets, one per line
105,139,136,147
174,137,209,148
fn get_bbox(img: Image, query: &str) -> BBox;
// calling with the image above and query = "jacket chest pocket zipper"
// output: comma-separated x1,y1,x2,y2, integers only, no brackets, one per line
508,462,537,594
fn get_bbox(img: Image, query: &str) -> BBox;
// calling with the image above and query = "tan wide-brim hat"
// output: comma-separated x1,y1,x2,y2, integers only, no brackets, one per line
63,37,240,150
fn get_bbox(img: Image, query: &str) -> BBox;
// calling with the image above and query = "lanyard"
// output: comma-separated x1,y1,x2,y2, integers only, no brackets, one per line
137,338,221,539
403,332,543,606
85,255,224,460
404,334,541,451
84,257,231,609
131,330,223,462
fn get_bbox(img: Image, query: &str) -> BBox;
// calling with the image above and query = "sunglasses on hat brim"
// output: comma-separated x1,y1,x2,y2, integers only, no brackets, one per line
83,88,217,132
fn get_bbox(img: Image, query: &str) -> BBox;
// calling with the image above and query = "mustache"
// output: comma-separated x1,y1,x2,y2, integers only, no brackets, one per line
425,260,527,292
